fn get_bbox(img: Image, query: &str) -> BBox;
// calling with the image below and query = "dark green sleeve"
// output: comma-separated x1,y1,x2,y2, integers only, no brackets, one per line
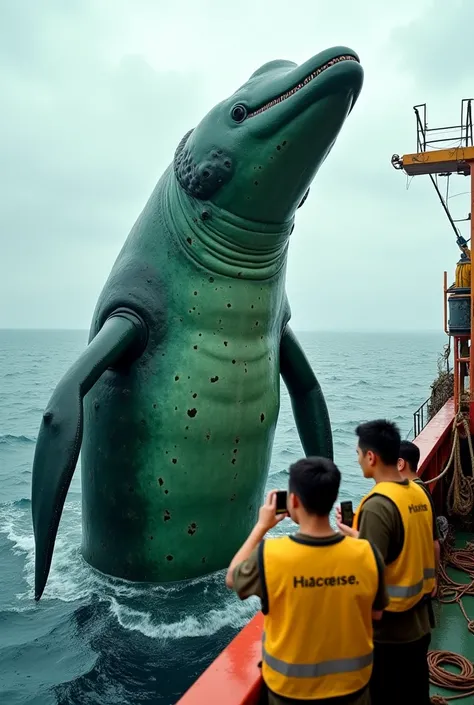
357,496,396,564
368,542,389,611
418,482,440,540
232,547,262,600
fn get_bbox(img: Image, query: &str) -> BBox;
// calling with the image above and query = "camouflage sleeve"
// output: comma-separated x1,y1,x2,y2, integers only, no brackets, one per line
232,546,262,600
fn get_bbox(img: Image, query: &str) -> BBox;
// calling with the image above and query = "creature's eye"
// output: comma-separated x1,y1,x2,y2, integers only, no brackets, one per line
231,104,247,123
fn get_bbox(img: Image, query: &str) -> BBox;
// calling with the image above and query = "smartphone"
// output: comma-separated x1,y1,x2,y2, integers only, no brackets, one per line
340,500,354,527
275,490,288,515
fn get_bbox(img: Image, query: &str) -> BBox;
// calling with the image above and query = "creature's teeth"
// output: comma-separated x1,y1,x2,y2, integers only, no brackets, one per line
247,55,357,118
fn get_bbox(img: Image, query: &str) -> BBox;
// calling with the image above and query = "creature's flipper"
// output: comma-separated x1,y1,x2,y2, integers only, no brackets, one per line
31,309,147,601
279,325,333,459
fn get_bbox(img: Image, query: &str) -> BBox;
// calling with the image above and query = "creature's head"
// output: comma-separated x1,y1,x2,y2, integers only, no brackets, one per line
174,46,363,225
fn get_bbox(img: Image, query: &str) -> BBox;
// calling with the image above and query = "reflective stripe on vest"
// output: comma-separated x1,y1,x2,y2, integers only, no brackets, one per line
386,568,436,598
353,480,435,612
262,635,373,678
260,535,378,700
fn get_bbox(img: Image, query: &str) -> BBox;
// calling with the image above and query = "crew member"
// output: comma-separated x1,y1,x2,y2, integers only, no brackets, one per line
455,235,471,289
398,439,441,588
226,456,388,705
336,420,437,705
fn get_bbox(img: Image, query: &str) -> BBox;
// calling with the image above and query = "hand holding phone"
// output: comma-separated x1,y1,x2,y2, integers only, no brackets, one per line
257,490,288,531
275,490,288,515
340,500,354,527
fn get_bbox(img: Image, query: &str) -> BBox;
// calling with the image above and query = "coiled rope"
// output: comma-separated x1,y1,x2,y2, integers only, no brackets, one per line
423,411,474,703
429,530,474,703
424,412,474,516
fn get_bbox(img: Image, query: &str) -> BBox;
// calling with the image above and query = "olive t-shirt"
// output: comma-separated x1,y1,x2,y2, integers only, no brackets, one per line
231,533,388,705
356,478,438,644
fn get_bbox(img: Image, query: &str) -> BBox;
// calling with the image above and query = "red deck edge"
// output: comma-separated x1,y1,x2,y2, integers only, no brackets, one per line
176,611,264,705
176,398,456,705
414,398,455,485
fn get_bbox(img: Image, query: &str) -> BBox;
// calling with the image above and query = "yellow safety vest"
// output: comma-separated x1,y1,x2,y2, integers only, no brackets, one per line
353,480,435,612
260,534,378,700
455,248,471,288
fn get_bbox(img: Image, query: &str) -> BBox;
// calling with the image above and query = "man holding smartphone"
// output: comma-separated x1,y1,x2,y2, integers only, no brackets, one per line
336,420,437,705
226,456,388,705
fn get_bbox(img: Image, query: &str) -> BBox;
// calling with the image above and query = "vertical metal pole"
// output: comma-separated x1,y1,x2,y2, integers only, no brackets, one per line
443,271,448,334
469,163,474,429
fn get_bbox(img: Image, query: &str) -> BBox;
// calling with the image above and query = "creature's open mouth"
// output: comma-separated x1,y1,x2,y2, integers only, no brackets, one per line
247,54,359,118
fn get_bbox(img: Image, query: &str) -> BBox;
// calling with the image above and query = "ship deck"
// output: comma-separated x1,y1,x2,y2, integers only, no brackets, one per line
429,530,474,704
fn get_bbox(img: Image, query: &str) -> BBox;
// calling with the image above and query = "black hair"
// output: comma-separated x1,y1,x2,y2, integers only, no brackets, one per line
399,440,420,472
288,456,341,516
355,419,401,466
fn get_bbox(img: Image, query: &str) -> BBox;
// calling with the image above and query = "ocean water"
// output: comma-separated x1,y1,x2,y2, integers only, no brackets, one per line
0,329,446,704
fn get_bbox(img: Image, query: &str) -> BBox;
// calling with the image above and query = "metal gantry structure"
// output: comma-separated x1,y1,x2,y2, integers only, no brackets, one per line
392,99,474,427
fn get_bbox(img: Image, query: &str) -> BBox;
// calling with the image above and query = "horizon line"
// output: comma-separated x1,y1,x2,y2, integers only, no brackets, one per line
0,327,446,334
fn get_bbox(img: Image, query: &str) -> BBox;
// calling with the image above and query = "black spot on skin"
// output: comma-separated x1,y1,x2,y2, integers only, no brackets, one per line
210,376,219,383
175,406,178,411
172,458,177,464
234,474,238,480
227,303,231,308
260,413,265,422
235,437,240,444
150,536,154,540
193,345,198,350
201,210,211,221
158,478,164,486
255,321,259,326
187,522,197,536
185,426,189,430
230,494,236,501
202,557,206,563
192,393,197,398
94,401,100,410
187,408,197,418
206,432,211,440
175,376,179,381
164,490,169,495
232,359,236,364
166,555,173,561
153,403,157,409
194,291,198,296
231,458,236,465
254,181,259,186
224,341,228,346
187,237,192,245
164,510,171,522
277,145,281,150
209,276,214,283
233,448,238,454
282,140,287,146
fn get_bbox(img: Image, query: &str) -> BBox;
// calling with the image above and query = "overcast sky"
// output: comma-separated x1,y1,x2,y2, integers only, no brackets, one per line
0,0,472,331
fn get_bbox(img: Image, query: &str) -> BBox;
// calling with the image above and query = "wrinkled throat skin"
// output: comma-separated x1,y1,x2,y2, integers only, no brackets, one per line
31,46,363,595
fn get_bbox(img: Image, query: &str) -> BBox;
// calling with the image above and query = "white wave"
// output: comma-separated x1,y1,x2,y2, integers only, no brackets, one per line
0,498,259,640
109,594,259,640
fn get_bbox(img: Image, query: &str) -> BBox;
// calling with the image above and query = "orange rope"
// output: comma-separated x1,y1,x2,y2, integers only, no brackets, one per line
429,532,474,703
